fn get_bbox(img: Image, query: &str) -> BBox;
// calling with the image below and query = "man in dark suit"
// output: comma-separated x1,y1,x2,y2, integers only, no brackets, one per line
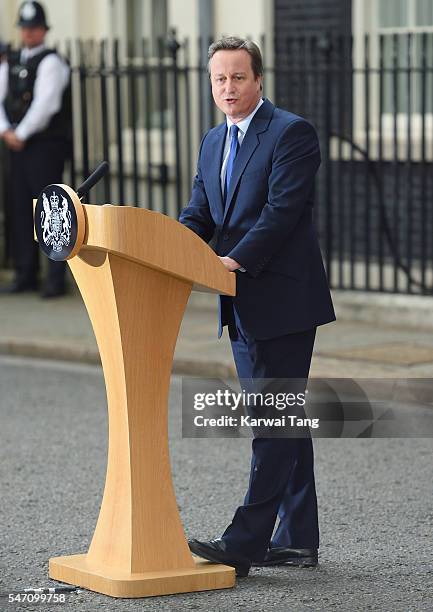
179,36,335,578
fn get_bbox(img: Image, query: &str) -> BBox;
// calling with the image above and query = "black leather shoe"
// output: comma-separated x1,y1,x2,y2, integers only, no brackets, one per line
0,280,38,294
252,546,318,567
189,538,251,577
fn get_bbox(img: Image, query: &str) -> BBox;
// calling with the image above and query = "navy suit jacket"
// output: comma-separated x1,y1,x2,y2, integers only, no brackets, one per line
179,98,335,340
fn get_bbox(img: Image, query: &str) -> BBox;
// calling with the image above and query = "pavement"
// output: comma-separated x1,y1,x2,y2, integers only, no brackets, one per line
1,277,433,611
1,356,432,611
1,280,433,380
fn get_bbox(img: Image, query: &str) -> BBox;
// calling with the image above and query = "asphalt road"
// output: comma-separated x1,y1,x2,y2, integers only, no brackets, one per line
1,355,432,611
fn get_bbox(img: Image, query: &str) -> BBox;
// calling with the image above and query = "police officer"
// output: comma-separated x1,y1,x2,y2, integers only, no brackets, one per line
0,1,71,297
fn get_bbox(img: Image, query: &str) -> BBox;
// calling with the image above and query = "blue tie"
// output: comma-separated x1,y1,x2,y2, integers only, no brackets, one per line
224,124,239,206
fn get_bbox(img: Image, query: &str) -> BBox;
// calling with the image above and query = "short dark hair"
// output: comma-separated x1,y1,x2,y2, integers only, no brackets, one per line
207,36,263,79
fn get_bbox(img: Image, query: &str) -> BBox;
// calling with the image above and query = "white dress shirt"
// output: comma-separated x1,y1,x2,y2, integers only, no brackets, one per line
220,97,264,193
0,61,9,134
0,44,70,140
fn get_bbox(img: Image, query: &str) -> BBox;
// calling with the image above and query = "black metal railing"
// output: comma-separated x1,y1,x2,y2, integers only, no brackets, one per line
64,31,221,219
278,33,433,295
1,32,433,295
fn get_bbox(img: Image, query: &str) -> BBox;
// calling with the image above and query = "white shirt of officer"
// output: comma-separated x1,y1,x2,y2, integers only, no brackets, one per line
0,43,69,141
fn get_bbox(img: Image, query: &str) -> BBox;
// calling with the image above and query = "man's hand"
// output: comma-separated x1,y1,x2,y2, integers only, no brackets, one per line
2,130,25,151
219,256,242,271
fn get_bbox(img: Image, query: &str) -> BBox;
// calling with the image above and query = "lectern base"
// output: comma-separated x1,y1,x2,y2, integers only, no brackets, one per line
49,554,236,598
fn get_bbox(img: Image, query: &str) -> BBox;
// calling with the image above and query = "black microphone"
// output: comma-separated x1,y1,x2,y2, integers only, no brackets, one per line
76,161,109,199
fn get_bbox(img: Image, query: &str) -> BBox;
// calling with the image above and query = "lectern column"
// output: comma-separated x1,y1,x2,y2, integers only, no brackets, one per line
48,249,235,596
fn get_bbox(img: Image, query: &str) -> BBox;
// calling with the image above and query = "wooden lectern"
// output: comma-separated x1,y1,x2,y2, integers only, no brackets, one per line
34,184,236,598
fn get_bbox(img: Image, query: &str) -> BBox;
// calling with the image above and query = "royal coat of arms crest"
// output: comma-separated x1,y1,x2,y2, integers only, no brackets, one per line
40,190,72,253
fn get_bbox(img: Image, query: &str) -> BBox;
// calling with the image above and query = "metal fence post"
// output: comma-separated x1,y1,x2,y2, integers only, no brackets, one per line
167,29,182,217
320,34,333,285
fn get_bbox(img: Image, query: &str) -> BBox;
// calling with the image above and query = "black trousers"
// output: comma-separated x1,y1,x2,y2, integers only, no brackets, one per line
9,138,67,288
221,305,319,561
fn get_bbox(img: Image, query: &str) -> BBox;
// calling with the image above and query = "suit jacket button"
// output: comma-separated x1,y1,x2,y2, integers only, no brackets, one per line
223,234,229,240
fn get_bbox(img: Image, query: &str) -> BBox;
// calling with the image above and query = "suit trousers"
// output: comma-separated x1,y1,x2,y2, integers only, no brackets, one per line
221,303,319,561
9,138,67,288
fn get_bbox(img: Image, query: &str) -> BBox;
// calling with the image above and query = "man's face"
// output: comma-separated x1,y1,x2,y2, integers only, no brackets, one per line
210,49,262,123
20,26,47,48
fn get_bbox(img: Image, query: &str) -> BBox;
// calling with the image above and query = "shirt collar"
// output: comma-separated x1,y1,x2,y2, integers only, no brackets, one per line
21,43,46,62
226,97,264,136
